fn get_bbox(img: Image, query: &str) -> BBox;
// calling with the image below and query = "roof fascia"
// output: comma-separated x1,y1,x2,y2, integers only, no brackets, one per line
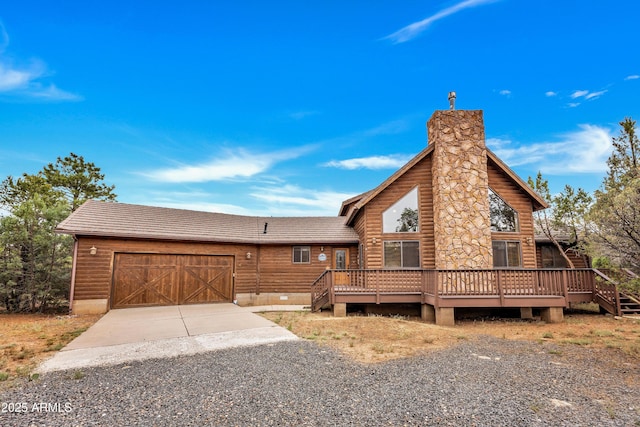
345,144,434,225
486,149,549,211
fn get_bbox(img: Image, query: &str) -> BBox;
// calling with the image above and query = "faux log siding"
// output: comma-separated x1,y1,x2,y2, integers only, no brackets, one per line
487,160,538,268
73,237,356,302
355,156,436,269
73,237,259,301
257,244,358,293
352,209,367,268
353,155,538,269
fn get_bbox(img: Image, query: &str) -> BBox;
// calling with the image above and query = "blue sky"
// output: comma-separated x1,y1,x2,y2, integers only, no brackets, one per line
1,1,639,216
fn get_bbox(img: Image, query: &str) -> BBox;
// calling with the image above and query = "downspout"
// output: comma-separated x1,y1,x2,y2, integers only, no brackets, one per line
68,236,78,314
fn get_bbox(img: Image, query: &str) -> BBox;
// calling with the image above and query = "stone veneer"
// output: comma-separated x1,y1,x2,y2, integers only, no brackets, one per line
428,110,493,269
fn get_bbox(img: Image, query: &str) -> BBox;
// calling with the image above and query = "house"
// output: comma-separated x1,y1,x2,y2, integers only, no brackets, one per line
535,232,590,269
58,108,618,325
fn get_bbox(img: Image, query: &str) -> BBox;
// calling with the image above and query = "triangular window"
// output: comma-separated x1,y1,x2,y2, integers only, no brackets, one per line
489,188,519,232
383,187,419,233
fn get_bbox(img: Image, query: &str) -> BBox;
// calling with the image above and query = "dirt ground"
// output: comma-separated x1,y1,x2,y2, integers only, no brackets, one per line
1,307,638,389
0,313,100,385
262,308,640,369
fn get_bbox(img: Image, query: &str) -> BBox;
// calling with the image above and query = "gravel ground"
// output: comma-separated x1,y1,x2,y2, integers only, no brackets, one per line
1,337,638,426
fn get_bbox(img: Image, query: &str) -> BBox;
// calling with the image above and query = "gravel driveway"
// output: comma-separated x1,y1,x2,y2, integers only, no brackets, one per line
1,337,638,426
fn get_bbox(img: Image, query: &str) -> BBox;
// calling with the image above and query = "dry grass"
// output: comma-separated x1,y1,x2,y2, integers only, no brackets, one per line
1,308,638,389
0,313,100,387
262,310,640,365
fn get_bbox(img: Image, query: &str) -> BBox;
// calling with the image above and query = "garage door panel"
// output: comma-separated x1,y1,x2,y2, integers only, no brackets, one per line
112,266,179,308
112,254,233,308
182,266,233,304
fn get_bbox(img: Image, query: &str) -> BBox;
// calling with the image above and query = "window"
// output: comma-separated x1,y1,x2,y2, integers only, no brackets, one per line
383,187,419,233
492,241,521,267
384,241,420,268
541,245,567,268
489,188,519,232
292,246,310,264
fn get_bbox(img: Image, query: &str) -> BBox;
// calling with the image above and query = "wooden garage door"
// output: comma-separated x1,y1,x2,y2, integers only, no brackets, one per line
112,254,234,308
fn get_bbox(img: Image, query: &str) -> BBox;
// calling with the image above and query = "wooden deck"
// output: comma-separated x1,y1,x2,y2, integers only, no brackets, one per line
311,268,622,316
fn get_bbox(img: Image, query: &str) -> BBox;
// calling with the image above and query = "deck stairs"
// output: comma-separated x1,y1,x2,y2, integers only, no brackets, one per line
619,292,640,316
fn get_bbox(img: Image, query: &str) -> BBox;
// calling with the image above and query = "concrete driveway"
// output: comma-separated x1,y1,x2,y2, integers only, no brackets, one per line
38,303,302,373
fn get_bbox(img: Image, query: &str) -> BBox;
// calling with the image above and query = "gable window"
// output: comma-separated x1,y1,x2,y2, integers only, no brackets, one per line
489,188,519,232
292,246,310,264
384,241,420,268
383,187,419,233
541,245,567,268
492,241,522,268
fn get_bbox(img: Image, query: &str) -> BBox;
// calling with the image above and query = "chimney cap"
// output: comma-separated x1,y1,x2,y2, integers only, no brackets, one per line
448,91,456,110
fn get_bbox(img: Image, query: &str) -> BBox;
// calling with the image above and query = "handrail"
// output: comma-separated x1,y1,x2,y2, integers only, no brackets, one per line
310,270,332,312
310,268,620,314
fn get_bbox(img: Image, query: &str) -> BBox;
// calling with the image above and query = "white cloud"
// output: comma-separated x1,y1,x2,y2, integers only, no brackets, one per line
584,90,607,100
323,154,413,170
0,63,34,91
545,91,557,97
625,75,639,80
570,89,607,101
382,0,499,44
148,201,253,216
487,124,613,174
250,184,355,216
26,83,82,101
570,90,589,99
0,22,80,101
499,89,511,96
567,102,580,108
144,146,315,183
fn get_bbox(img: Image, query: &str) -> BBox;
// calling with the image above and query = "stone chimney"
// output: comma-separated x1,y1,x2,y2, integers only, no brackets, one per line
428,110,493,269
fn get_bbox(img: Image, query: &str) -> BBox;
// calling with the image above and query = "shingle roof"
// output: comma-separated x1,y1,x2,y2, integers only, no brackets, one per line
57,200,360,245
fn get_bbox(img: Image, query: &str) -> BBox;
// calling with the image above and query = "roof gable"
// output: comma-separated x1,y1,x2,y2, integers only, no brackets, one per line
341,144,548,225
486,149,548,211
342,145,434,224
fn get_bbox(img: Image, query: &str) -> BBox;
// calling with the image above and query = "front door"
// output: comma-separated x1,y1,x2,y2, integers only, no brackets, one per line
333,249,350,286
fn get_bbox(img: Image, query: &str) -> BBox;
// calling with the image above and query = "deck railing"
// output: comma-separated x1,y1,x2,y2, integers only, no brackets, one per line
311,268,620,314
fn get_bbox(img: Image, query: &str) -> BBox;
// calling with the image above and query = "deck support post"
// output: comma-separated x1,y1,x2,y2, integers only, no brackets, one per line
540,307,563,323
435,307,455,326
520,307,533,319
333,303,347,317
421,304,435,323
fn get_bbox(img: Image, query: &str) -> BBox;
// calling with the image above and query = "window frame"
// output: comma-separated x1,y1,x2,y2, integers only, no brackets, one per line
382,186,420,234
489,188,520,233
292,246,311,264
540,245,567,268
383,240,421,269
492,240,522,268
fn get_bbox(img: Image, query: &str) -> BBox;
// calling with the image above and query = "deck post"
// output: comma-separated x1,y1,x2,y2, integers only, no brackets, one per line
333,303,347,317
520,307,533,319
435,307,455,326
496,270,504,306
328,271,335,305
540,307,563,323
562,269,569,303
421,304,435,323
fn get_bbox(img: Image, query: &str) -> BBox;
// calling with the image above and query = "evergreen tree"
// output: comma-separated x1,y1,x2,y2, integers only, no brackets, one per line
589,118,640,271
528,172,592,268
0,153,116,312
